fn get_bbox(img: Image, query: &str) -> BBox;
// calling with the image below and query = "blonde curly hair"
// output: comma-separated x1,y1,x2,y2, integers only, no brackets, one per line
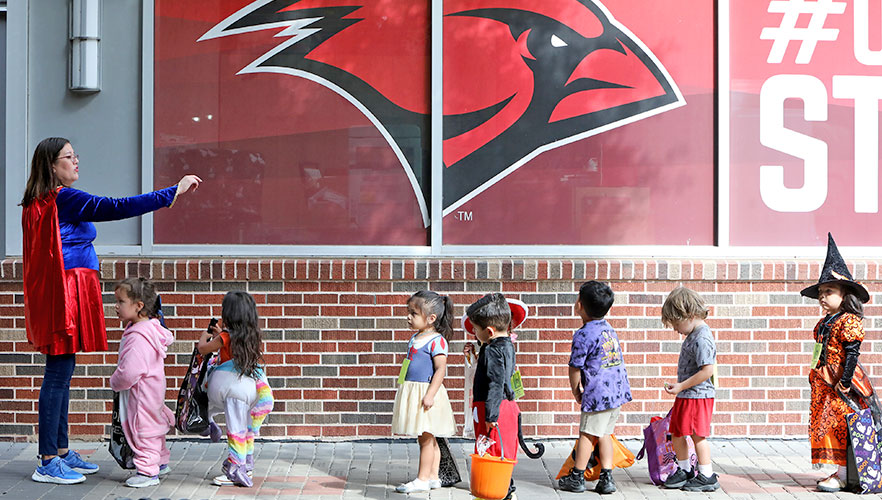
661,286,708,326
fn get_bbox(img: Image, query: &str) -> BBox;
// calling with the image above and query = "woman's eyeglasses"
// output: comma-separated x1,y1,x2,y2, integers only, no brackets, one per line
56,153,79,162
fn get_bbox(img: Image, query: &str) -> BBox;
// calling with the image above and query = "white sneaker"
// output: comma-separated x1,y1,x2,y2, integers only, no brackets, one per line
817,474,847,492
212,471,254,486
395,478,431,493
125,474,160,488
158,464,171,477
429,479,442,489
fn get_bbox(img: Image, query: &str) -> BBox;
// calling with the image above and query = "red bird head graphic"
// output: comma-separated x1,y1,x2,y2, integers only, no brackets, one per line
200,0,683,219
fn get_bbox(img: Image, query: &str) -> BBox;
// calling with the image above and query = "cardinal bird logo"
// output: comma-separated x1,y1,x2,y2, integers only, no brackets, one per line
200,0,684,222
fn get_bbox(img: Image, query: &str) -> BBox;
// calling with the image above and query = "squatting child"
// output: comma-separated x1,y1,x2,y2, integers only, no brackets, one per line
558,281,632,495
661,286,719,492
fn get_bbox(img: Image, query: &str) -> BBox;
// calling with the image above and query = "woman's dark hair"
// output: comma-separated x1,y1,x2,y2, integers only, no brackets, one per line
115,277,160,319
842,292,864,318
222,291,264,379
408,290,454,341
21,137,69,206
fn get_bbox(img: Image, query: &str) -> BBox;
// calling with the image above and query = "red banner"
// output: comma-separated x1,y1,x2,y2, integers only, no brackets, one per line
443,0,714,245
154,1,714,246
730,0,882,246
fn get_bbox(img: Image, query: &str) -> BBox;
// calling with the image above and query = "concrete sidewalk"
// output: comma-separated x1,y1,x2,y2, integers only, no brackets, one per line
0,438,857,499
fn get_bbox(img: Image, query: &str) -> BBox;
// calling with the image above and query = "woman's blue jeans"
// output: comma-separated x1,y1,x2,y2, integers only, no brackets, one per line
38,354,76,456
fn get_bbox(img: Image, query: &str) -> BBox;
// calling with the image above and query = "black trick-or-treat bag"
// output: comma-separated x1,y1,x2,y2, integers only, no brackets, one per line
175,319,217,434
109,391,135,469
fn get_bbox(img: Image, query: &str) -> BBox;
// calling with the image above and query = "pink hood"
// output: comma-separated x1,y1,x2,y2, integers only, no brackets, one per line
123,318,174,357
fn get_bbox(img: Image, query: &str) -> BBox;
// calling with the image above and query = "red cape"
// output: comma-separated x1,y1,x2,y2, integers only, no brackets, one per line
22,191,73,350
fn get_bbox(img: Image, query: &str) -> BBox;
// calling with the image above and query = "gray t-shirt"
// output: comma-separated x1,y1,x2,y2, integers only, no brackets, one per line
677,323,716,399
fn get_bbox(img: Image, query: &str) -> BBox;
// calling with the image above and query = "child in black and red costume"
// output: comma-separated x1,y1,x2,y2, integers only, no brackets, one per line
463,293,528,500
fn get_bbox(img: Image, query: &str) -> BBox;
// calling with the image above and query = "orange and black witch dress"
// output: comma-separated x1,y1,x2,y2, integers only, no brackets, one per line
801,233,871,469
808,312,865,467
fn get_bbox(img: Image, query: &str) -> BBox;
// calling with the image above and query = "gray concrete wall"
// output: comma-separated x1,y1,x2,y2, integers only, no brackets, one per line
0,12,6,259
5,0,144,256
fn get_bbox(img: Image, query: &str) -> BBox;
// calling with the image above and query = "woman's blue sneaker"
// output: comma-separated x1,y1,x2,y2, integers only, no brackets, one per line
31,457,86,484
61,450,99,474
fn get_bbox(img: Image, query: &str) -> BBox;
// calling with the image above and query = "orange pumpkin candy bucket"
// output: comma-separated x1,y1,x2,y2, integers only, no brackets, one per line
470,426,516,500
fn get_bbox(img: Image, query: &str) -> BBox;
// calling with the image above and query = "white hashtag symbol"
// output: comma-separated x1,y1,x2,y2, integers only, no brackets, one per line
760,0,846,64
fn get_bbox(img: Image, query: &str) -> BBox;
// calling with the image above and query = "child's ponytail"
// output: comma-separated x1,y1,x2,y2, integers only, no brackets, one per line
409,290,455,341
435,295,454,341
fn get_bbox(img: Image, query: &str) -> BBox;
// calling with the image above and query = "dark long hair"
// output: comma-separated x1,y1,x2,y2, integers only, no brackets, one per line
842,292,864,319
408,290,454,340
221,291,264,379
115,277,160,319
21,137,69,206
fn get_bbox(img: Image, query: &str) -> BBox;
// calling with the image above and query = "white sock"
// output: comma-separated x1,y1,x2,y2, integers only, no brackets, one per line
837,465,847,479
678,459,691,471
698,463,713,477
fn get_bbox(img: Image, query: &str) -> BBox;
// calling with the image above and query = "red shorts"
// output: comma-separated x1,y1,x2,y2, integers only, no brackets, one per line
669,397,714,438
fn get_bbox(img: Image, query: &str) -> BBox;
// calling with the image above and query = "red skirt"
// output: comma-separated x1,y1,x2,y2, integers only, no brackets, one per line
41,268,107,356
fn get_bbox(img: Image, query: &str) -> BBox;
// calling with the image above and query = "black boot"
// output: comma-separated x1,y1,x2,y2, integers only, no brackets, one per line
558,467,586,492
502,478,517,499
595,468,616,494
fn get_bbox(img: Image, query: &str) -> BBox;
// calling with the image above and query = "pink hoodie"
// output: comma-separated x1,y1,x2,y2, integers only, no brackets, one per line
110,318,175,440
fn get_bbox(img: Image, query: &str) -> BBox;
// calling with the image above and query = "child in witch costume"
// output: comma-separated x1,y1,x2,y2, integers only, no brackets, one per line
802,233,871,493
463,293,528,500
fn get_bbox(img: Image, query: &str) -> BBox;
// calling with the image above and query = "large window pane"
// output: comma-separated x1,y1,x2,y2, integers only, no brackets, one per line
442,0,714,245
729,1,877,245
154,1,429,245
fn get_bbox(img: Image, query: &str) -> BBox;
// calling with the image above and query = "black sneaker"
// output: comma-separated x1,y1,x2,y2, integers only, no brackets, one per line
594,469,616,494
558,467,586,493
663,467,694,489
682,472,720,492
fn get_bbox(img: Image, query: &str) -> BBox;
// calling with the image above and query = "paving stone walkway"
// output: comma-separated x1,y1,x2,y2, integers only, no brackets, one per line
0,438,860,499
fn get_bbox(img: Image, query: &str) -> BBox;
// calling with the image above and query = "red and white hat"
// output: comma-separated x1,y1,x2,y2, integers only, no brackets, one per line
461,297,529,335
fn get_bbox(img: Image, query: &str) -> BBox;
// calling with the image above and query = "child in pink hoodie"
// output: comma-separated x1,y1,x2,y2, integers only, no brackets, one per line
109,277,175,488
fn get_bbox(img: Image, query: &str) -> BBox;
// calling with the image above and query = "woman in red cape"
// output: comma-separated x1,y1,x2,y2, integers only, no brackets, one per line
21,137,201,485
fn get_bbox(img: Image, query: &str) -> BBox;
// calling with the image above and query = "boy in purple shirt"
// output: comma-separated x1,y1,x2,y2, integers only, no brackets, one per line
558,281,632,494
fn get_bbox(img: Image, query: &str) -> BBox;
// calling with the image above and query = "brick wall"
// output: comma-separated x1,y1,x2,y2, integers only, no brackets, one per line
1,258,880,441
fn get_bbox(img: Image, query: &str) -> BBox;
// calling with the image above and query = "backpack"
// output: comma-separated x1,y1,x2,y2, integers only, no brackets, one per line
636,410,697,485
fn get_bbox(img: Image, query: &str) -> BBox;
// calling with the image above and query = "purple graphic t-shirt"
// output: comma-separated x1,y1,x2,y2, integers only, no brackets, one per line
569,319,632,413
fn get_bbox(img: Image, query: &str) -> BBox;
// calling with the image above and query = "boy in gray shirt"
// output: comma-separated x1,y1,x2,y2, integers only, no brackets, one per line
660,287,718,492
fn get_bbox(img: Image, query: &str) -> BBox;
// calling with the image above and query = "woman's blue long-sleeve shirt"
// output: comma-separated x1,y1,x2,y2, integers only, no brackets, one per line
56,186,177,270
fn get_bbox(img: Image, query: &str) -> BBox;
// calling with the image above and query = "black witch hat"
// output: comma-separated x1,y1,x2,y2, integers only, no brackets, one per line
800,233,870,303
